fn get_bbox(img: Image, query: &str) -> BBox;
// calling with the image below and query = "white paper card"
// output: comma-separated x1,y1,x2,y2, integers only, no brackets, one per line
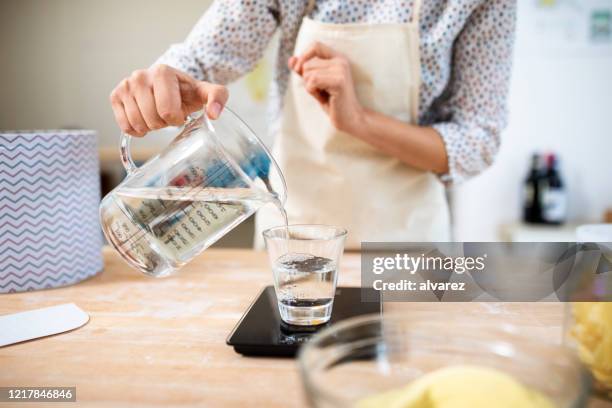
0,303,89,347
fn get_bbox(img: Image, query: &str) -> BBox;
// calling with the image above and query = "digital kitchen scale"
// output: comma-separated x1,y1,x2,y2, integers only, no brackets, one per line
226,286,381,357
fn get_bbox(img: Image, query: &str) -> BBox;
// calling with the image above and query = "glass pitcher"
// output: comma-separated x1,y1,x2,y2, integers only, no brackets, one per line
100,107,287,277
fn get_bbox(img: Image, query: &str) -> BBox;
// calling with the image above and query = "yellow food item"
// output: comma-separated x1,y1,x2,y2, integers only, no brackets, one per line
570,302,612,394
244,60,270,102
357,366,554,408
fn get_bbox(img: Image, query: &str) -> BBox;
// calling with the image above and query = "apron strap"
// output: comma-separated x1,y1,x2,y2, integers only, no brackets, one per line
411,0,422,24
306,0,316,17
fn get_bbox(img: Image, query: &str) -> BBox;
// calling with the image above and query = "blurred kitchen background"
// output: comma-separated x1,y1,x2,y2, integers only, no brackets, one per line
1,0,611,245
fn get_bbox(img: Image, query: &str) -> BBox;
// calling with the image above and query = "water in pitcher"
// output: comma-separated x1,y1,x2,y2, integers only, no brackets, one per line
104,185,287,277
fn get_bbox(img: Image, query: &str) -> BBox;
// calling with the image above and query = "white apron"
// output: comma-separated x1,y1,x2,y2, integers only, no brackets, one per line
255,0,450,249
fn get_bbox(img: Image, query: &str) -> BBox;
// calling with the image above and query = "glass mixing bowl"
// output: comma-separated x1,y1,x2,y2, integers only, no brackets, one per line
298,314,591,408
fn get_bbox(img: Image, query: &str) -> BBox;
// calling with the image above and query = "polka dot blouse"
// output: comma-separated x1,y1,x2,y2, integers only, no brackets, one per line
156,0,516,184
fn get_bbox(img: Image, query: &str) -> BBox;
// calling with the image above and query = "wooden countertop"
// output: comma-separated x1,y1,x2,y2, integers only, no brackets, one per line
0,248,609,407
99,147,159,163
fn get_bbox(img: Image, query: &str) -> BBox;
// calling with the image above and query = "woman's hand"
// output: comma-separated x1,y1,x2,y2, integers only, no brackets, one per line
289,42,365,135
109,64,228,137
289,43,449,175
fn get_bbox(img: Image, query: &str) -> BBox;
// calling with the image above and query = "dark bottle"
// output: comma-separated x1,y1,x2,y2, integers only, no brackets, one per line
541,153,567,224
523,153,544,224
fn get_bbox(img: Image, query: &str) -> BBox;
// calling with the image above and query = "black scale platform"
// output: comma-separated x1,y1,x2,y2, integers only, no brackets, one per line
226,286,381,357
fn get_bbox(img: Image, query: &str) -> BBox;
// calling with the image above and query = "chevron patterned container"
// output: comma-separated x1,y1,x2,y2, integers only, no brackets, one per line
0,130,104,293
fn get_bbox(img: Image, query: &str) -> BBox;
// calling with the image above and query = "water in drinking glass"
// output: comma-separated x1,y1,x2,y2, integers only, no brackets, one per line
273,252,337,326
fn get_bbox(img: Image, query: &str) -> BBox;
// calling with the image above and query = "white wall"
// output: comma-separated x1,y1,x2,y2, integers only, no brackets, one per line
0,0,274,151
0,0,214,148
452,0,612,240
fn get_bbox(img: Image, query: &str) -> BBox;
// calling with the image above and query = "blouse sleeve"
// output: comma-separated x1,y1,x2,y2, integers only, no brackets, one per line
430,0,516,185
155,0,279,84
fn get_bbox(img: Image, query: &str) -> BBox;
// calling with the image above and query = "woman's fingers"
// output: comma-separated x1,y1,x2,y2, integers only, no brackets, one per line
303,69,344,107
134,88,166,131
302,57,334,73
109,77,147,137
109,83,136,135
109,64,230,135
152,65,184,126
288,56,298,70
303,61,346,92
196,82,229,120
293,41,338,75
110,99,135,136
122,96,148,137
178,68,229,120
304,82,329,105
174,69,229,119
304,71,341,92
124,70,161,134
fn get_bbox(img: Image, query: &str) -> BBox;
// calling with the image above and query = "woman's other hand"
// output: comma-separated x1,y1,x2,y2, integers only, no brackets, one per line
289,42,365,135
109,64,229,137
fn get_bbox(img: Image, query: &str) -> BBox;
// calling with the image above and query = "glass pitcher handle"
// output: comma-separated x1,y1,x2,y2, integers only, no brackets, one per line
118,112,206,175
119,132,137,174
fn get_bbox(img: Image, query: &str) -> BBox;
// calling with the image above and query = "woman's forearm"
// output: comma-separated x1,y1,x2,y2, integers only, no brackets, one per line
350,108,449,175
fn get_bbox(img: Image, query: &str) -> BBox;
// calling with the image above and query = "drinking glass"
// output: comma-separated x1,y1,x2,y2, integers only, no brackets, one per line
263,225,347,326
